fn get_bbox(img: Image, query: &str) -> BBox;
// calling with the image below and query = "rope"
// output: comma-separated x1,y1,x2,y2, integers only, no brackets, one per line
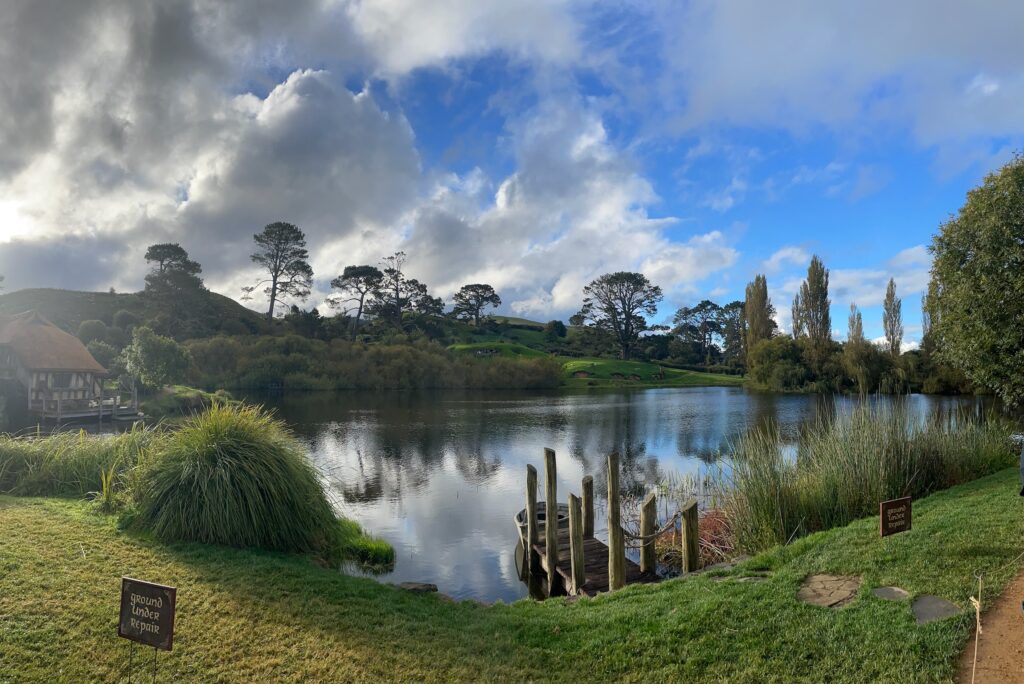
968,547,1024,683
622,511,681,542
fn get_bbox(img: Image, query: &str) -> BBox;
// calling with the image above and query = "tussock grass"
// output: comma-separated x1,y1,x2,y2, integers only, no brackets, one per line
131,404,344,559
721,403,1015,552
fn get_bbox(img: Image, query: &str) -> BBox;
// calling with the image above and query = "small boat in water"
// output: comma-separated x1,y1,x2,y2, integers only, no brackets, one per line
514,501,569,546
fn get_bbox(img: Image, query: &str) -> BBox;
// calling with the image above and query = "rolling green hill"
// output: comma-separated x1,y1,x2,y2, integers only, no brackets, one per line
0,288,263,335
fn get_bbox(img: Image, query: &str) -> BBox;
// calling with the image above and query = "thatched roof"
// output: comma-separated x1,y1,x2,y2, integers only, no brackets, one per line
0,311,107,373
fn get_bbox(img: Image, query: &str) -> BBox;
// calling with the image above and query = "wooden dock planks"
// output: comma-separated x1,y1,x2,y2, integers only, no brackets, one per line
532,529,660,597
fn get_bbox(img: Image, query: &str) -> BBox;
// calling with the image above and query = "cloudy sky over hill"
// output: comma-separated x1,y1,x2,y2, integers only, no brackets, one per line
1,0,1021,341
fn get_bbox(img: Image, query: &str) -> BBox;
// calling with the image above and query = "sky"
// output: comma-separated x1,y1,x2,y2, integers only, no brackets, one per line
1,1,1022,345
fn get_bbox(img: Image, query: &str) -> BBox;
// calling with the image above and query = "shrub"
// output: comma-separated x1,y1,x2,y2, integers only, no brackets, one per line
113,309,140,331
130,405,343,559
77,319,108,345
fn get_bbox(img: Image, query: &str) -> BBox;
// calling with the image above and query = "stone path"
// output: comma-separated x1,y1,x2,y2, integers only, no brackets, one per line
872,586,910,601
797,574,862,608
912,594,961,625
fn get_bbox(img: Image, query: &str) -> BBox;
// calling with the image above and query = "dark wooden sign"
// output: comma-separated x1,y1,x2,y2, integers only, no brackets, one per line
879,496,912,537
118,577,176,651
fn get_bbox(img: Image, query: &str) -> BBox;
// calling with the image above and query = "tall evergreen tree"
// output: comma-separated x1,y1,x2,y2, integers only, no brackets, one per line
244,222,313,320
882,277,903,357
743,274,776,350
329,265,383,339
575,272,662,360
451,284,501,326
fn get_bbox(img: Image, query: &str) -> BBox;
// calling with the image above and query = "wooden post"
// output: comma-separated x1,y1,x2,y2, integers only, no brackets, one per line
607,452,625,591
568,493,585,595
526,464,539,574
544,448,558,596
640,491,657,574
682,498,699,573
582,475,594,538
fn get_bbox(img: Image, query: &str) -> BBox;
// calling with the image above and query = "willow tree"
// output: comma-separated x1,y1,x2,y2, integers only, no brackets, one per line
929,154,1024,407
575,272,662,360
882,278,903,357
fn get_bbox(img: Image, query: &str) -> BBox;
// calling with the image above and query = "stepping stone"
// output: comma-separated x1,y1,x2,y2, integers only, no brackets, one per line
737,575,768,583
872,586,910,601
797,574,862,608
912,595,961,624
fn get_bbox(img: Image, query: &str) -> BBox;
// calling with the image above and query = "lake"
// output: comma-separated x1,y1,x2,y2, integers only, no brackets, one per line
245,387,992,603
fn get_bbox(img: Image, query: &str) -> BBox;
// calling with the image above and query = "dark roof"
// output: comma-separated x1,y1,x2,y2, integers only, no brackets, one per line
0,311,107,373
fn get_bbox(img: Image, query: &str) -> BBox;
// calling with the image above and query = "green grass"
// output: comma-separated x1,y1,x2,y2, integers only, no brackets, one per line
1,468,1022,682
490,316,546,329
447,341,549,358
562,357,745,388
140,384,237,419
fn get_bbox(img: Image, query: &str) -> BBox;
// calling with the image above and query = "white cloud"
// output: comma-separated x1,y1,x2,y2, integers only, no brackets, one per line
762,246,809,274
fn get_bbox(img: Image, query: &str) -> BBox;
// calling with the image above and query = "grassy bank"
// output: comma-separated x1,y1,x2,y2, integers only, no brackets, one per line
562,357,744,389
721,404,1015,552
139,385,237,419
2,468,1022,682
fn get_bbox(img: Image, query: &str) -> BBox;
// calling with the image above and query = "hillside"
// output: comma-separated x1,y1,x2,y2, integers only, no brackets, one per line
0,288,263,335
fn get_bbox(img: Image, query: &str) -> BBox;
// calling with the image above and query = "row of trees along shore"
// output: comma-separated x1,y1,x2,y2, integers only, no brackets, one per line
71,154,1024,400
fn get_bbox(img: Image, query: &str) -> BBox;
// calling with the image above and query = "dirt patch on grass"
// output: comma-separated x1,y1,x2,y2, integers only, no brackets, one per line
572,371,591,378
957,568,1024,683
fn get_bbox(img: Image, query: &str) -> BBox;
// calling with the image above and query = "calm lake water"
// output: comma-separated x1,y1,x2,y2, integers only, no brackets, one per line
244,387,993,603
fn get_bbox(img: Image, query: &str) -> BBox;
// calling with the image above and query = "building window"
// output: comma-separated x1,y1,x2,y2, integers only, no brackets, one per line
53,373,72,388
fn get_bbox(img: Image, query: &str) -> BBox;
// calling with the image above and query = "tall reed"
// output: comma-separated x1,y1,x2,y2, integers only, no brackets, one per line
720,403,1015,552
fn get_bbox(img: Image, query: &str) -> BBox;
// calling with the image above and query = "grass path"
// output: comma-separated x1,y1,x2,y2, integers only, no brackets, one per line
2,469,1023,682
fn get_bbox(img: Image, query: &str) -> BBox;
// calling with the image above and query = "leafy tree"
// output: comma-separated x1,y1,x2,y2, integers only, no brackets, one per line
329,265,383,339
452,284,502,326
121,326,191,388
112,309,140,331
882,277,903,357
144,243,201,275
719,300,746,364
367,252,436,329
283,306,325,339
744,274,776,350
544,319,567,341
86,340,118,369
575,272,663,360
673,300,722,365
243,222,313,320
792,255,831,371
77,320,108,345
929,154,1024,406
843,303,870,394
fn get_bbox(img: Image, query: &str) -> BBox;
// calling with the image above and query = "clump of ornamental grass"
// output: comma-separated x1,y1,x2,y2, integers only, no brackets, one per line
719,402,1015,553
337,518,395,569
130,404,345,560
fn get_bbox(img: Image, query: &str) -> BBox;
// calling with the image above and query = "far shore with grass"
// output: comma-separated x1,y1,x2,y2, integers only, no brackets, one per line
2,466,1022,681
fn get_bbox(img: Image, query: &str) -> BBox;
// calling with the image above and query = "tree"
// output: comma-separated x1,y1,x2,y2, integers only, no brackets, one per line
244,222,313,320
144,243,200,275
77,320,108,345
544,319,567,341
929,153,1024,406
744,274,776,351
791,291,805,338
329,265,383,339
673,300,722,365
796,255,831,345
452,284,501,326
843,303,870,394
575,272,662,360
367,252,437,329
719,300,746,364
143,243,207,322
121,326,191,388
882,277,903,357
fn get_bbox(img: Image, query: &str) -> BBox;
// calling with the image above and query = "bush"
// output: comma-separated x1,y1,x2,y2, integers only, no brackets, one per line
113,309,140,331
130,405,343,559
77,319,108,345
86,340,118,369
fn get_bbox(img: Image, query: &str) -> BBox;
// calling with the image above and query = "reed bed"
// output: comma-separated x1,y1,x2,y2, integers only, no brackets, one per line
720,403,1015,552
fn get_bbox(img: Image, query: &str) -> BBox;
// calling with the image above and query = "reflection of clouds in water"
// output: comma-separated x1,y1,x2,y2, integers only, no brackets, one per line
251,388,995,603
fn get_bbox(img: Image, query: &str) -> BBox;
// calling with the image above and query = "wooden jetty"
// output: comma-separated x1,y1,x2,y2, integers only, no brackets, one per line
522,449,678,598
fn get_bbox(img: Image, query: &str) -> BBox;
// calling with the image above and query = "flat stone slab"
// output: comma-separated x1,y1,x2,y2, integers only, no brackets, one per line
797,574,862,608
872,586,911,601
912,595,961,624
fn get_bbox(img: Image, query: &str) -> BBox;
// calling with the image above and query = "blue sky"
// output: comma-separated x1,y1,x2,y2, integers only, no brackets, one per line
1,0,1021,345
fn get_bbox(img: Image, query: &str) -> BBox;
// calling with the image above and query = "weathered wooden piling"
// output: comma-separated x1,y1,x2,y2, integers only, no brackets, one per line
639,491,657,574
568,493,585,595
581,475,594,538
544,448,558,595
526,464,539,573
681,498,699,573
607,452,625,591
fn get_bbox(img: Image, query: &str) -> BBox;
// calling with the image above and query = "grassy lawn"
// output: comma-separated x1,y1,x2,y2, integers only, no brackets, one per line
562,357,744,388
3,468,1022,682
